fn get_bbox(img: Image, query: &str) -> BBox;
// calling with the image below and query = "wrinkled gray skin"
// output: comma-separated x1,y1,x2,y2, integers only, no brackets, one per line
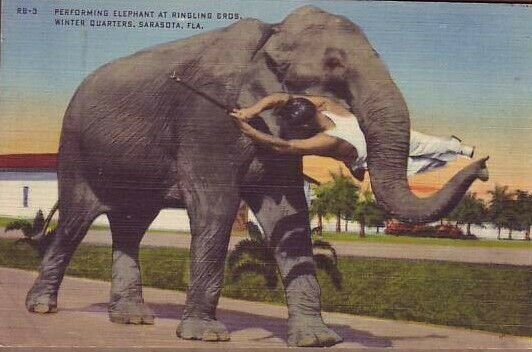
26,6,488,347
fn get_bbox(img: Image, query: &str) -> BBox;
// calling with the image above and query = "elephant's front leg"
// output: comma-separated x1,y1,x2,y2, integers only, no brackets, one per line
243,188,343,347
107,209,158,324
177,182,241,342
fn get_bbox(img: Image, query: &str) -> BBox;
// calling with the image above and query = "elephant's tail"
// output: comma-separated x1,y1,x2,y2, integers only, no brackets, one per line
33,201,58,242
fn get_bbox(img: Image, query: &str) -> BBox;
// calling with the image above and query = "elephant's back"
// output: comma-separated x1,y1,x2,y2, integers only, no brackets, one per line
58,18,271,197
57,40,204,195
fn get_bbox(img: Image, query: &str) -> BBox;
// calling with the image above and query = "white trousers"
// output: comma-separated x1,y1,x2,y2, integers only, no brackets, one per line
406,131,462,175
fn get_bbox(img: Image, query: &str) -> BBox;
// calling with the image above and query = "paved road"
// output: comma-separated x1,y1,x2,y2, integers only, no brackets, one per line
2,228,531,266
1,268,530,350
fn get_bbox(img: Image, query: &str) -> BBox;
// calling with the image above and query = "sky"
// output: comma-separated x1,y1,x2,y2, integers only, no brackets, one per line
1,0,531,194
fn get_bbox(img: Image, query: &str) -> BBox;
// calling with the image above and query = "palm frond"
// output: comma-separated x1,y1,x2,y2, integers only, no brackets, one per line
32,210,45,234
227,239,271,269
311,226,323,237
4,220,33,237
313,253,343,290
312,239,338,265
246,221,264,242
230,261,279,289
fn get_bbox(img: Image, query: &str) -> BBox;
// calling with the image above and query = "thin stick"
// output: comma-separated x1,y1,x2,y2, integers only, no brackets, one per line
170,71,239,113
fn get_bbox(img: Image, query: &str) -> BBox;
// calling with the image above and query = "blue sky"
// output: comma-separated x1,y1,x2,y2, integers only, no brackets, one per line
2,0,531,121
1,0,531,190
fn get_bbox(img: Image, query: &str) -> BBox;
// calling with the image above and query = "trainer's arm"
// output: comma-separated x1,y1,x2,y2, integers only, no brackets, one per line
303,96,352,116
231,93,290,120
233,118,340,157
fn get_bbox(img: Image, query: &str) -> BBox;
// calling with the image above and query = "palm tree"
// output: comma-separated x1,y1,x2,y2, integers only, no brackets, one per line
326,170,359,233
311,239,342,289
4,210,55,257
352,189,386,238
228,222,343,289
227,222,278,288
503,199,521,240
448,192,486,236
309,184,333,236
515,190,532,241
487,185,513,240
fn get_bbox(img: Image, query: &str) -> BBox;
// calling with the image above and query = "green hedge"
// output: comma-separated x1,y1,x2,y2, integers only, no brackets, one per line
0,239,529,337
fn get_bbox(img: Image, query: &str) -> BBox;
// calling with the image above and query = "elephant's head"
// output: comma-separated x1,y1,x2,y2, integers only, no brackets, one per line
249,6,486,223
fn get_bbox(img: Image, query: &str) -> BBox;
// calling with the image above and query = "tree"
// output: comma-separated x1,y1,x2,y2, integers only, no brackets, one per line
515,190,532,241
503,198,521,240
448,192,486,236
4,210,55,257
352,189,386,238
326,170,359,233
487,185,513,240
228,222,343,289
367,202,388,234
309,184,333,235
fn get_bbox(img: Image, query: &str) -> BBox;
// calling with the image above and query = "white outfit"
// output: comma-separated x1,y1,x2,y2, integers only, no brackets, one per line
321,111,465,176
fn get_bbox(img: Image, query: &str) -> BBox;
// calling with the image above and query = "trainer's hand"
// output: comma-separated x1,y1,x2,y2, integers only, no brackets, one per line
230,109,245,128
230,110,257,137
230,108,256,121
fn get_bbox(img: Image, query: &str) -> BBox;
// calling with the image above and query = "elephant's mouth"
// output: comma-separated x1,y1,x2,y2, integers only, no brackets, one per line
282,77,351,108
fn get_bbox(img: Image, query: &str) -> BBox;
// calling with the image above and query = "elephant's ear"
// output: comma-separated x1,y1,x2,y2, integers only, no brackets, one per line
260,6,333,83
261,25,297,77
174,19,273,107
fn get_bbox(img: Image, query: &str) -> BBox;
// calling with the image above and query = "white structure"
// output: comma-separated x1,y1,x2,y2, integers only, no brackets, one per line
0,173,316,232
0,171,58,219
0,154,196,230
0,154,319,232
0,169,196,230
0,156,507,239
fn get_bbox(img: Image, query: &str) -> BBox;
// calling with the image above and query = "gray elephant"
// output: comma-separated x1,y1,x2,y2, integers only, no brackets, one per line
26,6,489,347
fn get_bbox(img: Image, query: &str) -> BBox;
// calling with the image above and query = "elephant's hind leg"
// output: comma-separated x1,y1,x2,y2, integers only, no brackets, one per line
176,182,241,342
107,209,158,325
26,182,103,313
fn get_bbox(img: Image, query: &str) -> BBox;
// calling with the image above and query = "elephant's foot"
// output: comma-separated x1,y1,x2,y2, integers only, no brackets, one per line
109,300,155,325
26,289,58,314
287,316,343,347
176,317,230,342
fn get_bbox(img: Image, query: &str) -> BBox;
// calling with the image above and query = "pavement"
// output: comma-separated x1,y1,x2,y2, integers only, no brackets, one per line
1,267,530,350
3,228,531,266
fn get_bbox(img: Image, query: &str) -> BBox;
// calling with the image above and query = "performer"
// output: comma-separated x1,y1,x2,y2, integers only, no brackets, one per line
231,94,475,181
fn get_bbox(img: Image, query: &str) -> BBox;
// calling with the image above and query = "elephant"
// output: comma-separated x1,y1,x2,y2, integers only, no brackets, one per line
25,6,489,347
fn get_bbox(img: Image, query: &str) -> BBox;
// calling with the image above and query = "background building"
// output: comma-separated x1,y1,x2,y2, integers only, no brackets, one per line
0,154,319,232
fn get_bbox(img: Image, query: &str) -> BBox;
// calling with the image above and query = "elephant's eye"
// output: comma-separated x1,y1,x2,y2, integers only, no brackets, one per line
324,57,344,69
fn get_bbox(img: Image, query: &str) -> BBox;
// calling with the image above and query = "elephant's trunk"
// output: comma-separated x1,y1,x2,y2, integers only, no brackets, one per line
350,81,485,224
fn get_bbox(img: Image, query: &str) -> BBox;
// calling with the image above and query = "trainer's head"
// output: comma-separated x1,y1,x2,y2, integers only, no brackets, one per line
276,97,320,139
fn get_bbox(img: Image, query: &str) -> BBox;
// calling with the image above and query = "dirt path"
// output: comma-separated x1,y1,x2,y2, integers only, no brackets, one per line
1,268,530,350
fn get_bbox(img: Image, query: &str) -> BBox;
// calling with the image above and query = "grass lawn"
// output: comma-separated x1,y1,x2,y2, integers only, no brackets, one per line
0,238,530,337
0,216,246,237
0,217,17,228
3,215,530,249
319,231,532,249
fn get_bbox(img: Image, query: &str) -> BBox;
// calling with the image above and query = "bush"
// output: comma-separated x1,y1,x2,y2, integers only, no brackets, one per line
385,221,477,240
